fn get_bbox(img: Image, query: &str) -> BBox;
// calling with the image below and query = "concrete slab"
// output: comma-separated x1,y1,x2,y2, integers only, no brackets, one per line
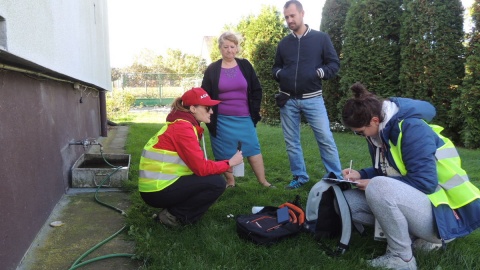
71,153,131,188
88,126,130,155
17,126,143,270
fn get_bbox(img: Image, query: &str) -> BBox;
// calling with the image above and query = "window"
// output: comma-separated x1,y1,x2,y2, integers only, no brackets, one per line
0,16,7,50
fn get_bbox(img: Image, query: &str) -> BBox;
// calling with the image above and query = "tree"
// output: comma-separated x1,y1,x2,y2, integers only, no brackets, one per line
320,0,350,124
399,0,465,140
111,67,122,82
122,62,154,88
340,0,402,111
453,0,480,148
236,6,289,124
112,49,207,89
133,48,158,67
162,49,207,75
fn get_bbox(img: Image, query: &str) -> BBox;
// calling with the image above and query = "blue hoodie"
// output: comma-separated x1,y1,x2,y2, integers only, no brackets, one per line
359,97,438,193
360,97,480,240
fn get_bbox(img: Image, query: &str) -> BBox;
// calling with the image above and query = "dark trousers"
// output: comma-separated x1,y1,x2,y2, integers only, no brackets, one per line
140,174,226,224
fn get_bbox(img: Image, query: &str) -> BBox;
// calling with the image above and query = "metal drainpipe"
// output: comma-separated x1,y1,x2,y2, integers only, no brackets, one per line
99,90,107,137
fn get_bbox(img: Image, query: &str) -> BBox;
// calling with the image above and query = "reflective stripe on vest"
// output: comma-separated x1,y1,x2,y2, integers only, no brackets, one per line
138,120,197,192
389,121,480,209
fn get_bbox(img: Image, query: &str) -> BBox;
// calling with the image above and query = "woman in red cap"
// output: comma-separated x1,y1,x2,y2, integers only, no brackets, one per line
138,87,244,227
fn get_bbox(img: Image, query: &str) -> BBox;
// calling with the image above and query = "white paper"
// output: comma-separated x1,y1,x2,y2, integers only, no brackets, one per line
233,162,244,177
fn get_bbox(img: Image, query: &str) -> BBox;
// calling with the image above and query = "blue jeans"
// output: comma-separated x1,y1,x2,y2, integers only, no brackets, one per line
280,96,342,182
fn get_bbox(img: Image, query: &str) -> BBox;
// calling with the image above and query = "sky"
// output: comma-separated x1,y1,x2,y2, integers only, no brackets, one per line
107,0,326,67
107,0,475,68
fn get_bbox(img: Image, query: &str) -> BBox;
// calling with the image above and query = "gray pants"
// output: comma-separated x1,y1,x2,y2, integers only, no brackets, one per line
343,176,442,260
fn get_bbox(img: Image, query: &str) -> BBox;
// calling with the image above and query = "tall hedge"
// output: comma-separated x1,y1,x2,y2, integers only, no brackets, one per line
320,0,350,124
399,0,465,141
454,0,480,148
235,6,289,125
339,0,402,113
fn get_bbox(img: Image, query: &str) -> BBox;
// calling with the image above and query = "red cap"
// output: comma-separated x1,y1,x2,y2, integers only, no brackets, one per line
181,87,220,106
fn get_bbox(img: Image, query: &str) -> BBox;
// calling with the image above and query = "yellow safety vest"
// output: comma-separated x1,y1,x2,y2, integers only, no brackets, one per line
389,121,480,209
138,120,197,192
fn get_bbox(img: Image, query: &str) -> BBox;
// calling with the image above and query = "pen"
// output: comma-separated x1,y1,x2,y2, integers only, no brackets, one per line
348,160,353,180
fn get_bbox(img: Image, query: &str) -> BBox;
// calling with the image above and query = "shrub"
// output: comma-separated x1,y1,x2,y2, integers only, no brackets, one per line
106,89,136,120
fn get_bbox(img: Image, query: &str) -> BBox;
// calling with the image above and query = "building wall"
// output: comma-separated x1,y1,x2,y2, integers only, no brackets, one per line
0,70,101,269
0,0,111,90
0,1,110,268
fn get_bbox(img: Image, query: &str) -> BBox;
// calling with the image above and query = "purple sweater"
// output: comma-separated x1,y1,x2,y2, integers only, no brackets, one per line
217,66,249,116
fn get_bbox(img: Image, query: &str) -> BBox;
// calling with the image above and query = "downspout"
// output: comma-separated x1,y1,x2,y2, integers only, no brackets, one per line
99,90,107,137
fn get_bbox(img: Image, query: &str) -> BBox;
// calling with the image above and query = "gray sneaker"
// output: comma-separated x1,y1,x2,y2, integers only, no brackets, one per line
367,253,417,270
412,238,442,252
156,209,180,227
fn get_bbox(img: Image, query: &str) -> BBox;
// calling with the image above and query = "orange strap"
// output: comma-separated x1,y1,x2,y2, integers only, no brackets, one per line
279,202,305,225
288,209,297,223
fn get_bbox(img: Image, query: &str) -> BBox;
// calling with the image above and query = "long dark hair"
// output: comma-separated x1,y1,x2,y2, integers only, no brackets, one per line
342,82,384,128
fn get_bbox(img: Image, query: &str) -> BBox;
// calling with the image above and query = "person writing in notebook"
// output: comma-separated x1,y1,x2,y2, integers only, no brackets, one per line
341,82,480,269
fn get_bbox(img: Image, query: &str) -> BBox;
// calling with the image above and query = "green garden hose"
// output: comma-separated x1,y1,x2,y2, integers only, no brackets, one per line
68,150,135,269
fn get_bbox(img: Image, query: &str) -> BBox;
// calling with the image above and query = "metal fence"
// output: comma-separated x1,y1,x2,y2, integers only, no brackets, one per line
112,73,203,106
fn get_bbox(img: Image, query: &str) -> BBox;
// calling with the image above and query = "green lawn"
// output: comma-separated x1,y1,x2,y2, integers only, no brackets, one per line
120,111,480,270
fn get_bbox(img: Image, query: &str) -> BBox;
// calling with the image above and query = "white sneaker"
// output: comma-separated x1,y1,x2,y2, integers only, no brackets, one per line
412,238,442,252
367,253,417,270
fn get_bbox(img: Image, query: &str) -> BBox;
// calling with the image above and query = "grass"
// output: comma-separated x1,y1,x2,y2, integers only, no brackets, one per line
118,110,480,270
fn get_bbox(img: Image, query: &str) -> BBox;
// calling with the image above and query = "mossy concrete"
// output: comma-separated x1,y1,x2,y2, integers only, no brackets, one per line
18,191,143,270
17,126,143,269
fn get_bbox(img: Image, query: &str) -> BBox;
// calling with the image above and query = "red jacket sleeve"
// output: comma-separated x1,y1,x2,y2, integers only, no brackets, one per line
156,121,230,176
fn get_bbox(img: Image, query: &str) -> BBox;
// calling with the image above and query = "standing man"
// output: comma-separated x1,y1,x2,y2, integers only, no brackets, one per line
272,0,342,189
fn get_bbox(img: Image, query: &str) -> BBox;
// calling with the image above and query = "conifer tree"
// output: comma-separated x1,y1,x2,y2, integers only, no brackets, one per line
339,0,402,112
399,0,465,139
236,6,289,124
320,0,350,124
454,0,480,148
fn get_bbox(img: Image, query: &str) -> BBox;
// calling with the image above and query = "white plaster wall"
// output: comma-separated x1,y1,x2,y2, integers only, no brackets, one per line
0,0,111,90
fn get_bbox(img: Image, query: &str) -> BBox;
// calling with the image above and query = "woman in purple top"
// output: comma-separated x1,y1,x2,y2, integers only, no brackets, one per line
201,31,274,188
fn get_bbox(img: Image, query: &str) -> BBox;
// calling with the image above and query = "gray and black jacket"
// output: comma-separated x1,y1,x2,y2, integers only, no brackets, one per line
272,25,339,99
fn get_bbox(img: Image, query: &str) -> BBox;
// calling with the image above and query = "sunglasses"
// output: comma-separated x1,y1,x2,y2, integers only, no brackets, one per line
353,126,368,136
195,105,212,111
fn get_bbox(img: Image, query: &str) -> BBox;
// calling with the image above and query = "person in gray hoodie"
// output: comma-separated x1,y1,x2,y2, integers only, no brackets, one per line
340,82,480,270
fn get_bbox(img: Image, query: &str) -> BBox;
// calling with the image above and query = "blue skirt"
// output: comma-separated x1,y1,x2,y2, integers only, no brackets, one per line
210,115,260,160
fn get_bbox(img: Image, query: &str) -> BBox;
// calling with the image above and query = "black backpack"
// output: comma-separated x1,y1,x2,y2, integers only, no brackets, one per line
236,196,305,245
304,172,365,256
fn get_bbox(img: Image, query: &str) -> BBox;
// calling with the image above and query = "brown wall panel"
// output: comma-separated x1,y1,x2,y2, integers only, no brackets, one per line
0,69,101,269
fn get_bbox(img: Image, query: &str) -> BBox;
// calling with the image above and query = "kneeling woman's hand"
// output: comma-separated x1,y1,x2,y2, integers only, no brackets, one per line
228,150,243,167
